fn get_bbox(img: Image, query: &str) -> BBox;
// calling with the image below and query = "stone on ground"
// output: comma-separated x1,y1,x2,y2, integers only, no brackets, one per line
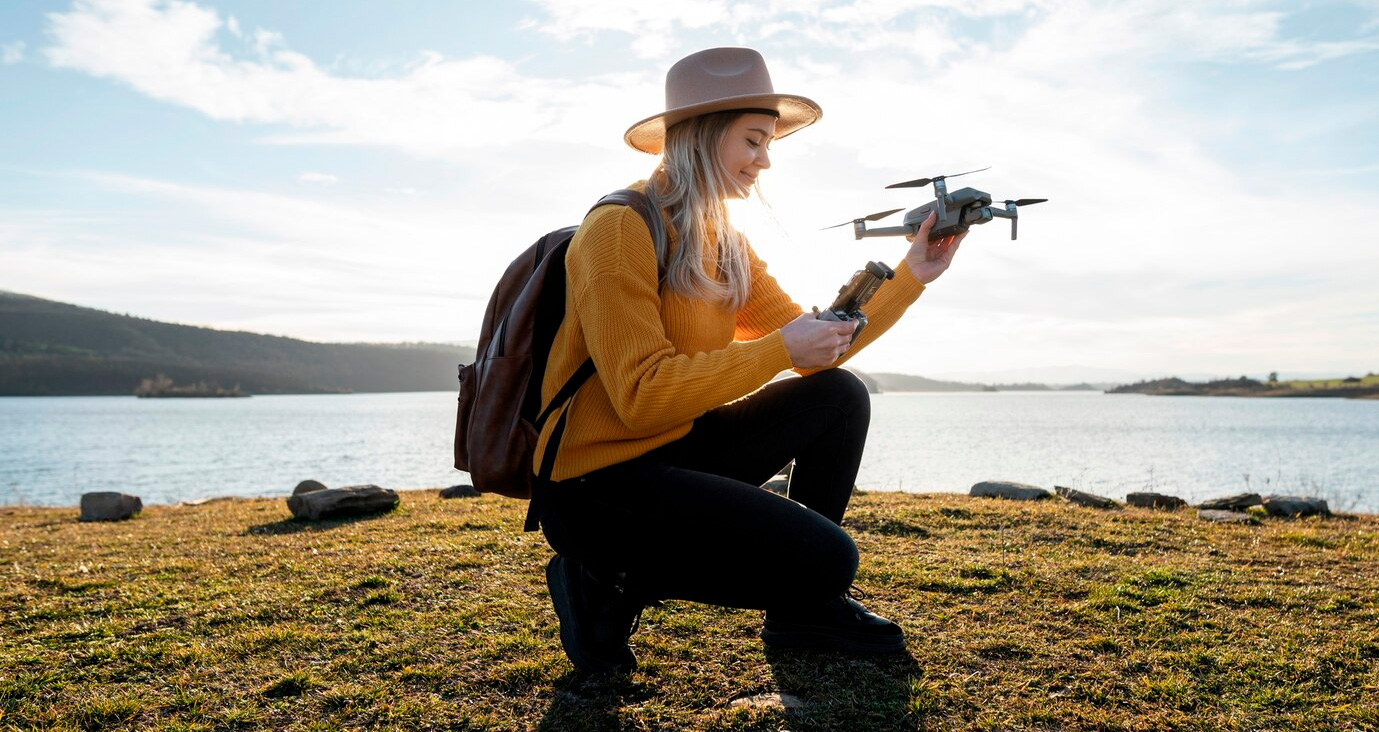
1126,492,1188,510
439,484,480,499
1198,509,1259,525
287,484,399,521
728,692,806,710
1262,495,1331,518
1197,492,1263,511
970,481,1052,501
79,492,143,522
1055,486,1120,509
293,479,328,496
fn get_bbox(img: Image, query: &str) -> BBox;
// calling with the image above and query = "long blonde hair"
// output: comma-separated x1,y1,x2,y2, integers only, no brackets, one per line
647,111,754,311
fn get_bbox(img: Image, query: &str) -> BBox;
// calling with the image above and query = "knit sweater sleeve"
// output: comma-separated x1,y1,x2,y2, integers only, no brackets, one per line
735,242,804,341
569,206,794,433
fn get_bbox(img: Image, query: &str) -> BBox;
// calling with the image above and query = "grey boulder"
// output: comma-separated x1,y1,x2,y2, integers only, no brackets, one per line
1197,493,1263,511
1055,486,1119,509
1126,492,1188,510
1198,509,1259,525
293,479,328,496
439,484,480,499
287,484,399,521
80,492,142,522
1262,495,1331,518
970,481,1052,501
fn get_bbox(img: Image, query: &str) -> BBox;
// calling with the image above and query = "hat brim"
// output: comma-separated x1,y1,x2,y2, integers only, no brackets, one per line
624,94,822,155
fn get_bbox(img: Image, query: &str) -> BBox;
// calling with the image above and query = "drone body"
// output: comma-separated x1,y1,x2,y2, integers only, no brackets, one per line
827,168,1046,242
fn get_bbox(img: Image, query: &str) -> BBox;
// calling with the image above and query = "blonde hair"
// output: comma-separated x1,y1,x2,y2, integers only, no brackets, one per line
647,111,754,311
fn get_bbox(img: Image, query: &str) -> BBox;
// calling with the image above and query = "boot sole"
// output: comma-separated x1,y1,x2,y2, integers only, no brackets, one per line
761,622,906,654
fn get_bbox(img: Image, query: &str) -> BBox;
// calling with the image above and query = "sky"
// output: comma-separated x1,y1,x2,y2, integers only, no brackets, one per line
2,0,1377,383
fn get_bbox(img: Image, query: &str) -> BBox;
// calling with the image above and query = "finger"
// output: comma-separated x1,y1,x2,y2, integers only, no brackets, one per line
914,211,937,240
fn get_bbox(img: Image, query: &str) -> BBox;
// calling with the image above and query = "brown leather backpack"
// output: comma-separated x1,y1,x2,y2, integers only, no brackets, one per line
454,189,665,525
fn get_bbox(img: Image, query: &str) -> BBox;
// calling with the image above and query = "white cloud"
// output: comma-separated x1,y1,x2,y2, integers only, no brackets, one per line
297,171,339,185
42,0,656,160
1,169,534,342
19,0,1379,375
1,41,25,64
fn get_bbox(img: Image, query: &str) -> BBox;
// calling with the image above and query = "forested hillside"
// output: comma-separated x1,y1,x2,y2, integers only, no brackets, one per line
0,291,474,396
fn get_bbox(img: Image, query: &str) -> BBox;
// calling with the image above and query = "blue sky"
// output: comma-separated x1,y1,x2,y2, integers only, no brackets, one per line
2,0,1377,382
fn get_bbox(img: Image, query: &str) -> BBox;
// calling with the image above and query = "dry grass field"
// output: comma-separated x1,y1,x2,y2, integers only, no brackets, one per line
3,489,1377,731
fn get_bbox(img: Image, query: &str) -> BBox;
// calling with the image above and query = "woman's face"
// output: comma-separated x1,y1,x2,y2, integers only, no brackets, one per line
717,113,776,199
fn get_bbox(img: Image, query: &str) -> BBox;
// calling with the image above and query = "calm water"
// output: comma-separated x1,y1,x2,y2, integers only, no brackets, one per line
3,391,1377,511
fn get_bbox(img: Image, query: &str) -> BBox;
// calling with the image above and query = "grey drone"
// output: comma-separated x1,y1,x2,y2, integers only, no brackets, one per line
825,167,1047,242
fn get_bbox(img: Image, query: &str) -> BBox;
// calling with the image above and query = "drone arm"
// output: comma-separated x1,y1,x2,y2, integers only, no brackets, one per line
986,206,1017,240
857,225,916,239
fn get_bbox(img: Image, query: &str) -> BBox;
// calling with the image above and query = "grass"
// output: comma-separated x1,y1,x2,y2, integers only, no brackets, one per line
1280,374,1379,390
2,490,1377,731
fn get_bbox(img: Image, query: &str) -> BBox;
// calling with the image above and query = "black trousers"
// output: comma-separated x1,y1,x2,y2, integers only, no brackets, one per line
535,368,871,610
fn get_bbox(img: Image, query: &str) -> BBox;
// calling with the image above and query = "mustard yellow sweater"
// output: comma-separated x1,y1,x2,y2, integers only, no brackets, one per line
534,189,927,481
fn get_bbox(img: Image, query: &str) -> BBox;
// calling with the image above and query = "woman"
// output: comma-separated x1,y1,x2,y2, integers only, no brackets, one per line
533,47,965,674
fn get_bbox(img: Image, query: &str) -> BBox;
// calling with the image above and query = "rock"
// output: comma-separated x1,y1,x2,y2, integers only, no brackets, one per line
293,480,328,496
970,481,1052,501
1126,492,1188,510
1198,509,1259,525
286,484,399,521
1197,493,1263,511
1055,486,1119,509
439,484,480,499
80,492,142,522
728,692,806,710
762,479,789,496
1262,495,1331,518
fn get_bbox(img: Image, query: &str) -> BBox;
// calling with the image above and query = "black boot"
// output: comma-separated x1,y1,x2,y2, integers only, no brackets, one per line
545,555,648,673
761,588,905,653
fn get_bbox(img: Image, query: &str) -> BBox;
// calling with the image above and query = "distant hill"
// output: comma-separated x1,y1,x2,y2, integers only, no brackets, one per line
0,291,475,396
869,372,989,392
1108,374,1379,399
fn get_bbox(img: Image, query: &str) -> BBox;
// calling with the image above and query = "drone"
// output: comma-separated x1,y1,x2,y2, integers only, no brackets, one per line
825,167,1047,241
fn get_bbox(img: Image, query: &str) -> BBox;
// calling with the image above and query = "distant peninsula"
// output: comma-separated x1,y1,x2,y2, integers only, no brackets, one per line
1108,374,1379,399
0,291,475,396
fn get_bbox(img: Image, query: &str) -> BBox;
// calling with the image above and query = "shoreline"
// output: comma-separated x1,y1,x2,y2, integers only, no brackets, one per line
7,485,1373,517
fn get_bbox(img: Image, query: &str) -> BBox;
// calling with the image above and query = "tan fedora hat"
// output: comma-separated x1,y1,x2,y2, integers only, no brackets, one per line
624,47,822,155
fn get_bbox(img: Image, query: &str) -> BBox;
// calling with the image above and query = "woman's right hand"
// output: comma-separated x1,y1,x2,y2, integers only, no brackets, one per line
781,313,858,369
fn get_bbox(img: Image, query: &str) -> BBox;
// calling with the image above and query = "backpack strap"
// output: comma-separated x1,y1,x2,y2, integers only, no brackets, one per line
525,189,665,532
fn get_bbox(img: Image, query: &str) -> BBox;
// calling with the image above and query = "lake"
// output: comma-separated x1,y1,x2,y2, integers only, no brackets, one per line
3,391,1377,512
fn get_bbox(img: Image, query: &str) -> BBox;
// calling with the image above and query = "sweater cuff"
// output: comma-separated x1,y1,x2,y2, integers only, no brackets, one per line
761,329,794,374
892,260,928,303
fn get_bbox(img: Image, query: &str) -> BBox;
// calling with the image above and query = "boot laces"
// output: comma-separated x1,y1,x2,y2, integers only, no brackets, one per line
608,580,661,639
843,585,870,619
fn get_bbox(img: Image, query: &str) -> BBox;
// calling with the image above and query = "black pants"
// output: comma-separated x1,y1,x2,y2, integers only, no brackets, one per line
535,368,870,610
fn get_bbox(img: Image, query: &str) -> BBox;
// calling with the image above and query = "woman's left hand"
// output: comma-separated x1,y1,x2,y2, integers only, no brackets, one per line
903,211,966,285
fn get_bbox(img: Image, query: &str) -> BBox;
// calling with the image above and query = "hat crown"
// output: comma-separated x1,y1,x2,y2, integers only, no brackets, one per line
623,47,820,154
666,47,775,110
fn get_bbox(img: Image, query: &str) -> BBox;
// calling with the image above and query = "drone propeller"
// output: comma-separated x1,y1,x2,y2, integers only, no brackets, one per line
1003,198,1048,207
821,207,904,230
885,166,991,190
